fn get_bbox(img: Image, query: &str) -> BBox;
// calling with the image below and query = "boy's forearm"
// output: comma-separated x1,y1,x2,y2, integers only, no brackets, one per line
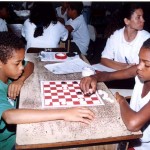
94,65,137,82
19,61,34,82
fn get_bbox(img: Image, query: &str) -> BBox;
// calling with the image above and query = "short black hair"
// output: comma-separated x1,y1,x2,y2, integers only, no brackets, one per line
68,2,83,15
142,38,150,49
30,2,57,38
0,32,25,64
121,3,142,20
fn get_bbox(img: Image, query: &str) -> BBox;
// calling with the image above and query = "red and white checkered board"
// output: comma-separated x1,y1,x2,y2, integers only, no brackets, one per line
41,80,104,108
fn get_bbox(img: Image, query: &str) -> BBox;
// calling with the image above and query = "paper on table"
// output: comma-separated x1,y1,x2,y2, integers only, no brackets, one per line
40,51,79,62
44,57,93,74
92,63,116,72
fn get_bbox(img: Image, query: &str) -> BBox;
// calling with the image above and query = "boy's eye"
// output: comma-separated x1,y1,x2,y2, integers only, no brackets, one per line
145,64,150,68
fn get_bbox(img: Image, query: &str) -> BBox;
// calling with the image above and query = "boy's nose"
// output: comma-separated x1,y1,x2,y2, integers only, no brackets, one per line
137,62,144,70
20,64,24,71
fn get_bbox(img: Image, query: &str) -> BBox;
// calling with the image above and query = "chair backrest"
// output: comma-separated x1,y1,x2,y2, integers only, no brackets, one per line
88,24,97,42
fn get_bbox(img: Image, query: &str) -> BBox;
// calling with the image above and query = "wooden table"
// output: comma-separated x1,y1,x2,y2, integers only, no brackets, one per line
15,53,142,150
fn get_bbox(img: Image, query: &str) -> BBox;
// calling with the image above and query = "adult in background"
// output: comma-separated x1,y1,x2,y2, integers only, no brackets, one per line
22,2,68,51
100,3,150,70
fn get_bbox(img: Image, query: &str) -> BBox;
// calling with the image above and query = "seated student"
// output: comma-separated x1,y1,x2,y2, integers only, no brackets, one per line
65,2,90,55
22,2,68,51
0,32,95,150
81,38,150,150
56,2,69,24
0,2,9,31
100,3,150,70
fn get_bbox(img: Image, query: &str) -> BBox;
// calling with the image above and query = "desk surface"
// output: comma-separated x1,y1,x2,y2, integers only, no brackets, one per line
16,53,142,149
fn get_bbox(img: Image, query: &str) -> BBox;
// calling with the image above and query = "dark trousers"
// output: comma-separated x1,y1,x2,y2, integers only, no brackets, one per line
69,42,81,54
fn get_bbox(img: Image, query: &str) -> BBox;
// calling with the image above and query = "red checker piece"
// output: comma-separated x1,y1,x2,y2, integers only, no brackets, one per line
55,53,67,59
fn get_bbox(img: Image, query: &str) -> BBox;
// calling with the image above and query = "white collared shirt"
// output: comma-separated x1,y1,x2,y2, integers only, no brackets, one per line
101,27,150,64
0,18,8,32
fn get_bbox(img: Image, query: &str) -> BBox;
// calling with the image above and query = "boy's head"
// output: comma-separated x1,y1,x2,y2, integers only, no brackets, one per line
0,32,25,81
0,2,9,19
137,38,150,82
0,32,25,64
67,2,83,19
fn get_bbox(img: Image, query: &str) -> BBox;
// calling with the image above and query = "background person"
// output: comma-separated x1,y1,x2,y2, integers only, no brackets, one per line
65,2,90,55
56,2,69,24
100,3,150,70
22,2,68,51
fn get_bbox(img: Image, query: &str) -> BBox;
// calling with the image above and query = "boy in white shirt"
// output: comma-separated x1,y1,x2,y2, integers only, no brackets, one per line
80,38,150,150
65,2,90,55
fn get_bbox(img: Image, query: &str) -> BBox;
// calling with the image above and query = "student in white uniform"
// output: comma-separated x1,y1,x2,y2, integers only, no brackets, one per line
65,2,90,55
56,2,69,24
0,2,9,32
22,2,68,51
101,3,150,70
80,38,150,150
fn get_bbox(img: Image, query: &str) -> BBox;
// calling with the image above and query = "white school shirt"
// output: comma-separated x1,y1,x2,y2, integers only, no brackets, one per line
56,6,68,23
66,15,90,55
0,18,8,31
130,76,150,150
22,19,68,50
101,27,150,64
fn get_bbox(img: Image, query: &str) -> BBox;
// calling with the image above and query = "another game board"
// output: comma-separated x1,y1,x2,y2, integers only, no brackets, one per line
40,80,104,108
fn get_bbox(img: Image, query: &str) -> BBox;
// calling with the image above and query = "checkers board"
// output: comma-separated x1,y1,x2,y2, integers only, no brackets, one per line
41,80,104,108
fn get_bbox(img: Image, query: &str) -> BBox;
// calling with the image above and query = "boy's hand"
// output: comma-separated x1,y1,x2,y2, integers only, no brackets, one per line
8,80,24,100
80,75,97,95
63,107,95,124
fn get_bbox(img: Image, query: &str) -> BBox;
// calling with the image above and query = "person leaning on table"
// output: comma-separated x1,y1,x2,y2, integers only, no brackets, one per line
0,32,95,150
80,38,150,150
